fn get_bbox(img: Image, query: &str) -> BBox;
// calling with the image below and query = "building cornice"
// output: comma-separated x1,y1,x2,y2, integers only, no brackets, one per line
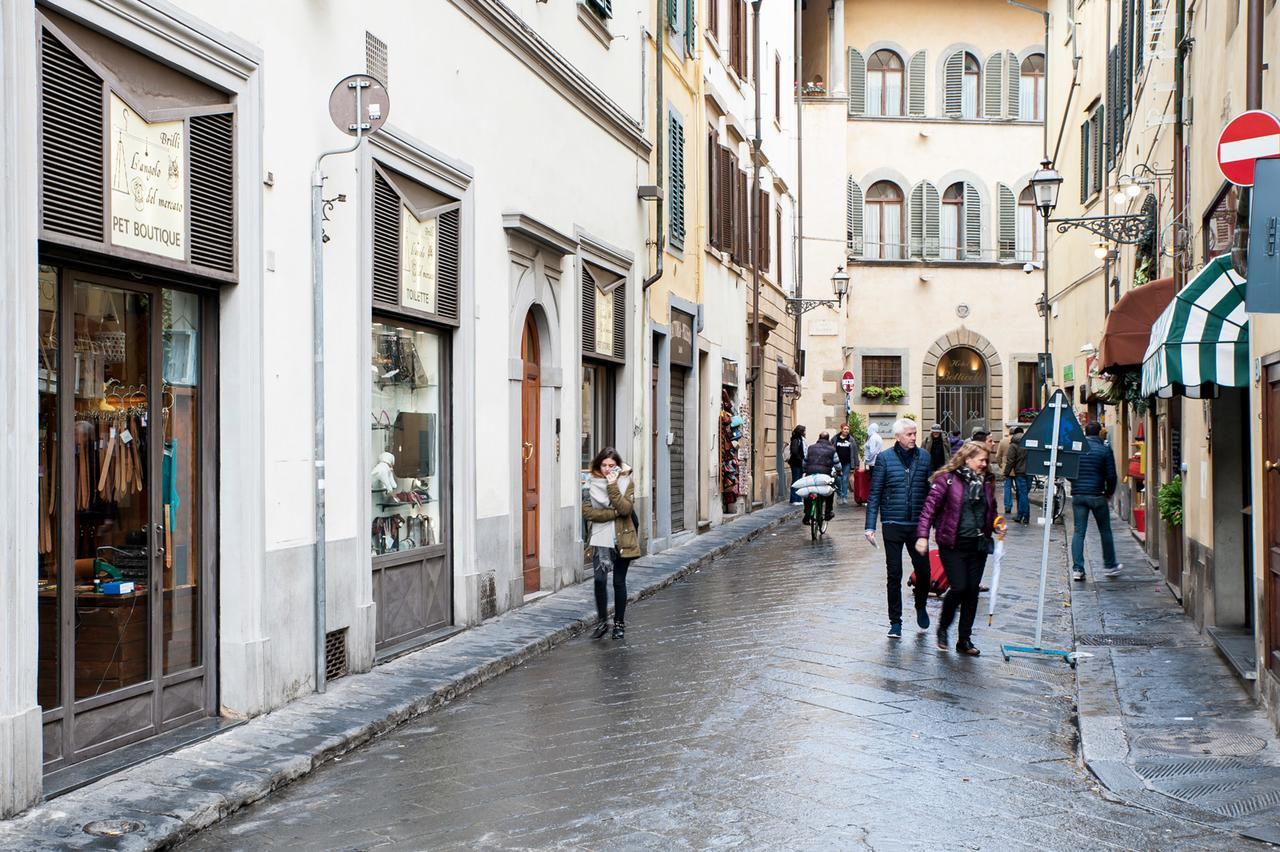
503,212,578,256
447,0,650,156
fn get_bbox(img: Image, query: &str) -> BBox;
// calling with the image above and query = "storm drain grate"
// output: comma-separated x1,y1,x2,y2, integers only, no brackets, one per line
1137,729,1268,757
1137,757,1252,780
1212,788,1280,818
325,628,349,682
1075,633,1172,646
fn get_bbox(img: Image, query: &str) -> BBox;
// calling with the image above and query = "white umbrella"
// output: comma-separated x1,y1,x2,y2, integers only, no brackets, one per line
987,530,1006,626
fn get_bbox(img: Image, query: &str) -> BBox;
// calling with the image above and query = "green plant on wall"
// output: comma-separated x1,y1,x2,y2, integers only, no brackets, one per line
882,385,906,404
1133,255,1152,287
1157,477,1183,527
902,412,918,422
862,385,885,399
1100,368,1149,416
847,409,868,448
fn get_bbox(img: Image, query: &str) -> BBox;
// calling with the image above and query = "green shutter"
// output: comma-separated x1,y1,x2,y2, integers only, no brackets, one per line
847,48,866,116
944,51,965,117
685,0,696,53
846,176,863,258
1005,51,1021,120
1094,105,1105,194
998,183,1016,260
963,183,982,260
586,0,611,17
1080,120,1090,203
983,51,1005,118
909,183,925,258
922,182,940,258
907,50,927,116
669,114,685,249
668,0,677,29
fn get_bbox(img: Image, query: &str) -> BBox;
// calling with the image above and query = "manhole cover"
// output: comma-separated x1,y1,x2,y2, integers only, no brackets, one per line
83,819,143,837
1137,729,1268,757
1075,633,1171,646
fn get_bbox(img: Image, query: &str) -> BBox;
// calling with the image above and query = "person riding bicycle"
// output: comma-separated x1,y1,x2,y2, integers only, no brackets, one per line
802,431,839,523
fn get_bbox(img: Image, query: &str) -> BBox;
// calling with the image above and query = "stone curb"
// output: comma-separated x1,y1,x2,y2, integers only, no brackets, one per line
0,505,799,851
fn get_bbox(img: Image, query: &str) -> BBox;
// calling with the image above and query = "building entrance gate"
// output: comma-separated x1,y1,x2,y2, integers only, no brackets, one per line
935,346,987,436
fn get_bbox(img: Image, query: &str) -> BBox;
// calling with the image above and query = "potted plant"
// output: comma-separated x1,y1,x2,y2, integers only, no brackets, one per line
862,385,885,400
882,385,906,404
847,410,868,448
1017,406,1040,423
1157,477,1183,527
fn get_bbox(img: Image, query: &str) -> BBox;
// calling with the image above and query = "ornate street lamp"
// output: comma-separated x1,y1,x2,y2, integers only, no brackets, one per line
786,265,850,316
1030,159,1063,220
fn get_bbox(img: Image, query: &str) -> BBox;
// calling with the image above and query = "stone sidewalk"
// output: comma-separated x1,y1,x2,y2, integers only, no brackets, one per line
1068,505,1280,845
0,504,797,851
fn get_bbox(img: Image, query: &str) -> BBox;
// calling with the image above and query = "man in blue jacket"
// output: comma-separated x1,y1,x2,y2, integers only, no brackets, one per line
1068,422,1121,582
865,418,934,638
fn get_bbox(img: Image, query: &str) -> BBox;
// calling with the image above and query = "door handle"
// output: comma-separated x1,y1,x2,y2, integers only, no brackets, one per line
153,522,165,556
1265,459,1279,473
522,441,534,462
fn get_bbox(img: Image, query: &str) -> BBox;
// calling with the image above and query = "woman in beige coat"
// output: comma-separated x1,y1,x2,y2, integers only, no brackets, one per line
582,448,641,639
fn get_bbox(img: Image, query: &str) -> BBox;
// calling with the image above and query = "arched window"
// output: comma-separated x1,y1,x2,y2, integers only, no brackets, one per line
1020,53,1045,121
865,181,904,260
867,50,904,117
1016,186,1044,261
962,53,981,118
941,183,965,259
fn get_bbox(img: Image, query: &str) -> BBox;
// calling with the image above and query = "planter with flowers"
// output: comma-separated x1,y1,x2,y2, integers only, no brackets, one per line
1018,406,1041,423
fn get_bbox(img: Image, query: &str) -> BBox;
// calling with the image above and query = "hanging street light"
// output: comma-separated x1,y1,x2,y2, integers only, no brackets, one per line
786,265,851,316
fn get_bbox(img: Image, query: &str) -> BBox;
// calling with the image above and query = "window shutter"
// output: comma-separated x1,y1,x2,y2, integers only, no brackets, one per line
943,51,965,117
436,209,460,323
963,183,981,260
847,48,866,116
669,115,685,249
909,182,925,258
1121,0,1132,123
581,264,596,355
189,112,235,273
997,183,1016,260
1094,105,1106,194
372,172,401,307
707,133,719,250
668,0,678,29
1105,49,1117,169
1135,0,1145,75
1005,51,1021,120
40,27,105,243
612,283,626,359
587,0,612,17
1080,120,1090,203
907,50,927,116
983,52,1005,118
757,189,770,270
685,0,696,54
846,176,863,258
720,149,734,253
922,182,941,258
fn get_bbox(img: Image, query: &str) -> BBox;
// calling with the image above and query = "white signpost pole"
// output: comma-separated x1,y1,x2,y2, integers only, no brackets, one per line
1032,397,1061,650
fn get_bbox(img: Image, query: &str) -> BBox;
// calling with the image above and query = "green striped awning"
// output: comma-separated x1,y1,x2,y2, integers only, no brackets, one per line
1141,255,1250,399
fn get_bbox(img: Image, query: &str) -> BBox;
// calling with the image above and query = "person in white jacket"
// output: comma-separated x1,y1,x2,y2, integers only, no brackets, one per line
863,423,884,469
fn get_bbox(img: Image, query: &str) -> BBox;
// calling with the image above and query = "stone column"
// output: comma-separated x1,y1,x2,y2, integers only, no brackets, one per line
828,0,846,96
0,0,45,818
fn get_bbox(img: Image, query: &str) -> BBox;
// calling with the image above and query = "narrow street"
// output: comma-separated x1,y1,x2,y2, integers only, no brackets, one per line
183,510,1248,851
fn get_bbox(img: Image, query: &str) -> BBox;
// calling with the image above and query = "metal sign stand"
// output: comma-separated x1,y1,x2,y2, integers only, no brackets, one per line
1001,393,1076,668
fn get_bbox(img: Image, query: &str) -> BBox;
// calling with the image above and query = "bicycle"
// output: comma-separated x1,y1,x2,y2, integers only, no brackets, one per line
803,493,829,539
1028,475,1067,524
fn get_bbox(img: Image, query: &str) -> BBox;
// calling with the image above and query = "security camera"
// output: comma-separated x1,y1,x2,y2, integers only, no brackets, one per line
1022,262,1042,274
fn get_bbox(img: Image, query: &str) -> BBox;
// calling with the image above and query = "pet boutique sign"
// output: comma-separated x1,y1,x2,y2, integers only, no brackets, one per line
109,95,186,260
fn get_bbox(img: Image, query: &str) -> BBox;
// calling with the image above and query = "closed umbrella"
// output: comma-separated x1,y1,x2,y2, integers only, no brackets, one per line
987,523,1007,626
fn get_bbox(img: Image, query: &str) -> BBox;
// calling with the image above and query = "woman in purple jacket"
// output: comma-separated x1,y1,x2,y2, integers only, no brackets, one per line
914,442,1004,656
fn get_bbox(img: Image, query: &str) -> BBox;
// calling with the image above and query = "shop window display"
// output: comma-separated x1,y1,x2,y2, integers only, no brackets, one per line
371,323,443,556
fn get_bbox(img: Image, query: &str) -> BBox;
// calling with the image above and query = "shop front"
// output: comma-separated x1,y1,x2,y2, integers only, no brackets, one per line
34,9,235,777
368,161,460,656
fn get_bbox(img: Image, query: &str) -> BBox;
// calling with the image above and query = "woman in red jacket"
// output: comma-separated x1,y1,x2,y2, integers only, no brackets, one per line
914,442,1003,656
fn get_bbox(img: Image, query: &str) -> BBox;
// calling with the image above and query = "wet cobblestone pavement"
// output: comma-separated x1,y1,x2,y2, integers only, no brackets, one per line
183,509,1262,850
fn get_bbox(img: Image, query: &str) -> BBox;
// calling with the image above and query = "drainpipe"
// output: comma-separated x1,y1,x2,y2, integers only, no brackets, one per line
1103,0,1112,317
1172,0,1186,290
1234,0,1264,277
793,0,804,371
642,11,665,541
310,103,367,694
749,0,764,508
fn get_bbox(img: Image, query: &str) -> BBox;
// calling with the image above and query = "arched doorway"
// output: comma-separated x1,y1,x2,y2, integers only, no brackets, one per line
520,313,540,593
935,346,987,436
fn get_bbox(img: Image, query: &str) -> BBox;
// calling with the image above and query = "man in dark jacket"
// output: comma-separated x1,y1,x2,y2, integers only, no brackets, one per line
832,424,859,506
804,432,839,521
864,419,934,638
1003,427,1029,524
1068,422,1120,581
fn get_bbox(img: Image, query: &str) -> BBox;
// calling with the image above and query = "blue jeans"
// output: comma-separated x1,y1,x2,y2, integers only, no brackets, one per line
1003,476,1013,513
836,462,851,499
790,465,804,503
1014,475,1030,520
1071,494,1117,574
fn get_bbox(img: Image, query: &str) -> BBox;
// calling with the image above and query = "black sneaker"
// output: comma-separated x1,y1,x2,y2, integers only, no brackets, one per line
591,622,610,640
887,623,902,639
936,631,950,651
612,621,625,640
916,607,930,629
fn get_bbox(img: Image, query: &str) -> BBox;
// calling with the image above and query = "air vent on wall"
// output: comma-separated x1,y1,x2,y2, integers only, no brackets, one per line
366,32,388,88
324,628,349,681
40,27,104,242
189,112,235,272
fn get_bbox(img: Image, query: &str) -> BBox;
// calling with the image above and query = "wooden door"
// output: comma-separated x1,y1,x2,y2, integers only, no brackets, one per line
521,315,540,594
1264,358,1280,674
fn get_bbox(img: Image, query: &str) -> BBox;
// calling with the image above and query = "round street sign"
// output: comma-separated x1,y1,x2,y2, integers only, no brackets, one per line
1217,110,1280,187
840,371,856,394
327,74,389,137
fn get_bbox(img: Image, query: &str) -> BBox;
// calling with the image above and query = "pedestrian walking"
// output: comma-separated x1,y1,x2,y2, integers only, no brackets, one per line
802,431,840,523
581,448,641,640
925,424,949,472
864,418,934,638
1068,422,1121,582
833,423,859,506
971,429,996,457
788,425,807,504
1003,426,1030,524
949,430,964,453
995,429,1013,514
915,441,1001,656
856,423,884,506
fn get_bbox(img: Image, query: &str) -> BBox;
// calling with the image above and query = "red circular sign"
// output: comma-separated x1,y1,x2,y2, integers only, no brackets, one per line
840,370,856,393
1217,110,1280,187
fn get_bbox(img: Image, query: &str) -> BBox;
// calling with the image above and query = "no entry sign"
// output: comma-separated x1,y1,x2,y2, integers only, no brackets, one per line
1218,110,1280,187
840,371,856,393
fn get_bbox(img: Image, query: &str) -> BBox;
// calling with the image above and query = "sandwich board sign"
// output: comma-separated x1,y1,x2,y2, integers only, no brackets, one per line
1022,389,1085,480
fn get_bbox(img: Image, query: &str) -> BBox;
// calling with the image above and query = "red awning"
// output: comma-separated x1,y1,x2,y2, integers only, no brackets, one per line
1097,276,1176,372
